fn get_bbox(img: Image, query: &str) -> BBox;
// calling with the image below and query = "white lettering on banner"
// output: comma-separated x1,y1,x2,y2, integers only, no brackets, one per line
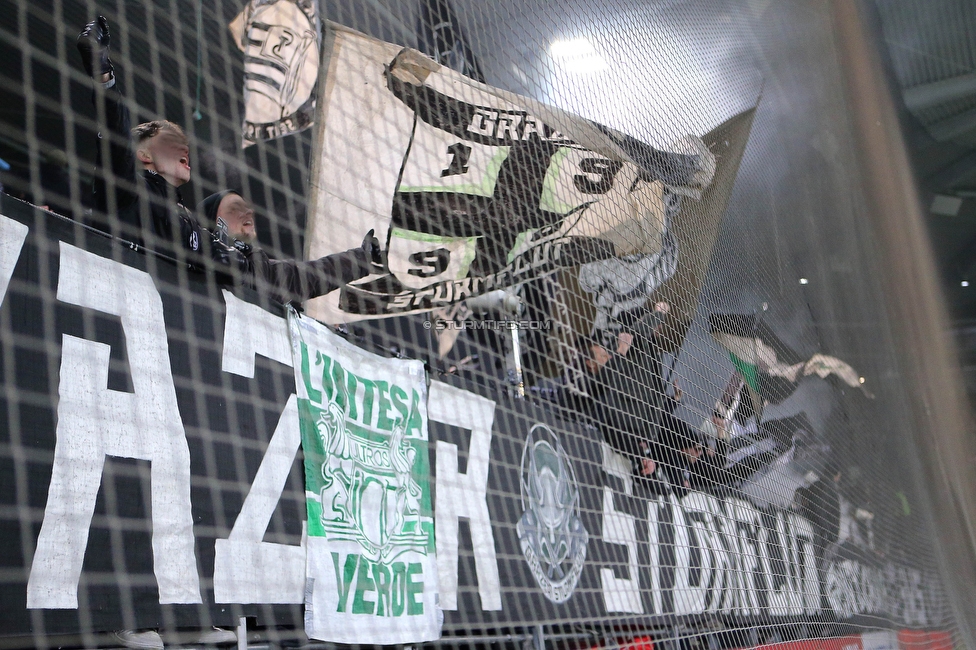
27,244,201,608
428,381,502,611
757,511,818,616
711,498,743,614
825,558,930,625
213,291,305,604
647,497,663,614
0,214,28,304
684,493,732,615
694,493,736,614
600,487,643,613
672,492,709,615
726,499,763,617
789,513,821,614
635,494,823,618
601,443,633,496
213,396,305,603
4,229,942,623
219,290,293,375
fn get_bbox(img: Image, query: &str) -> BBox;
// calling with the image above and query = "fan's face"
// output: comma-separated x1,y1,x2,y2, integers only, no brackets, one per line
218,194,257,243
143,131,191,185
682,445,702,463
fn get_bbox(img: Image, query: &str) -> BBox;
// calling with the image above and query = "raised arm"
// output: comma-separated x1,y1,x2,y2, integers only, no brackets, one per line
241,230,382,304
78,17,139,229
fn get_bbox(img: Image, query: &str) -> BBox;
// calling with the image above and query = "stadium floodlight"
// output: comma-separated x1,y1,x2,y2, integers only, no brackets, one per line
550,38,608,73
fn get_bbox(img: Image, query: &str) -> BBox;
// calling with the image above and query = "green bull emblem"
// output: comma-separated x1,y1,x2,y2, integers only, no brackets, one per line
312,400,431,563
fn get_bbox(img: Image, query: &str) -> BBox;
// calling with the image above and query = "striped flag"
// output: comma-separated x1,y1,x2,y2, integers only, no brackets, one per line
708,313,871,405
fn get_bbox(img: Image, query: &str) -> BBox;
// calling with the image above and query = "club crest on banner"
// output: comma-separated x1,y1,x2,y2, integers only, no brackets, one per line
517,423,588,603
312,401,431,563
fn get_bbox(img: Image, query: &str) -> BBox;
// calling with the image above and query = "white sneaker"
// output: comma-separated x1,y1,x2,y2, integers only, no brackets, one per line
114,630,164,650
193,627,238,645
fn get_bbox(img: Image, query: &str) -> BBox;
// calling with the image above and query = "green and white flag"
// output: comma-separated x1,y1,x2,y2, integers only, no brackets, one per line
288,311,439,643
708,313,872,405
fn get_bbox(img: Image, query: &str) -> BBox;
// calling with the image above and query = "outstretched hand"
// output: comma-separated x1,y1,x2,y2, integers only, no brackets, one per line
361,229,385,273
77,16,114,79
640,457,657,478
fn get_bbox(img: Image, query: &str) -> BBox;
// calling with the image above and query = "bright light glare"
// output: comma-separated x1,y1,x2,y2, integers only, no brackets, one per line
799,278,809,285
550,38,608,74
963,280,970,287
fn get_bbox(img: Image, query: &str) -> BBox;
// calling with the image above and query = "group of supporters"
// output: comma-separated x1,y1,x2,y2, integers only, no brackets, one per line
0,11,899,650
73,16,382,308
536,301,819,502
71,15,793,504
67,14,822,513
36,18,390,649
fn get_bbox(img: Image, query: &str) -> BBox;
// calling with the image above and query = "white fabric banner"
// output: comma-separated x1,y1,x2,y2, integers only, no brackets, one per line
288,311,440,643
229,0,319,146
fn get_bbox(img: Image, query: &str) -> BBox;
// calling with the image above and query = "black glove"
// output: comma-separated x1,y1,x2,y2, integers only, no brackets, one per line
208,229,252,274
77,16,114,79
361,228,385,273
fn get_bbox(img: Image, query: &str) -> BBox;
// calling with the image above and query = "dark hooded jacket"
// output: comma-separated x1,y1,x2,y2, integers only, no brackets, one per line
585,313,679,461
650,422,729,495
90,81,204,257
89,80,371,303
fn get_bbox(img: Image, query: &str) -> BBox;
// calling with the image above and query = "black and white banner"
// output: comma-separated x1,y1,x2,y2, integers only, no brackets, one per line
304,26,715,322
229,0,320,146
416,0,485,83
0,199,941,637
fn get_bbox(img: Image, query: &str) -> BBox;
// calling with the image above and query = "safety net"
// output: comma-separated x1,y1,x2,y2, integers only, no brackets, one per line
0,0,971,649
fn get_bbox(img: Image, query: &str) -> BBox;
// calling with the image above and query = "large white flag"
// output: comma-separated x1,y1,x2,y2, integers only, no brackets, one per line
304,25,715,323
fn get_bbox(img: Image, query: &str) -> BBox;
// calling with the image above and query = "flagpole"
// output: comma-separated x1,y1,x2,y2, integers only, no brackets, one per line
751,307,764,422
193,1,203,121
511,323,525,399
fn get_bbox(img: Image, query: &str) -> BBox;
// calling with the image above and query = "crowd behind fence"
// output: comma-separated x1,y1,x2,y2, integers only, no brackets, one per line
0,0,968,648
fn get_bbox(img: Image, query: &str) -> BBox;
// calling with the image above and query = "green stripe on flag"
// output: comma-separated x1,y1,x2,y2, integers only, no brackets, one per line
729,352,760,393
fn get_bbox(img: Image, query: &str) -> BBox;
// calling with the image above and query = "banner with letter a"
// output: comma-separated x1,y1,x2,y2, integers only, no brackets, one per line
287,310,439,643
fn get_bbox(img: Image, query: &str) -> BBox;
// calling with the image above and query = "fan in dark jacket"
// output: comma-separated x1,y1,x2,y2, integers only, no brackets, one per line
200,190,379,304
77,16,380,303
650,422,729,497
582,305,682,490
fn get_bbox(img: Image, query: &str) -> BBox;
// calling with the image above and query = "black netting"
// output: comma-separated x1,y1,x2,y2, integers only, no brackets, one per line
0,0,971,649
